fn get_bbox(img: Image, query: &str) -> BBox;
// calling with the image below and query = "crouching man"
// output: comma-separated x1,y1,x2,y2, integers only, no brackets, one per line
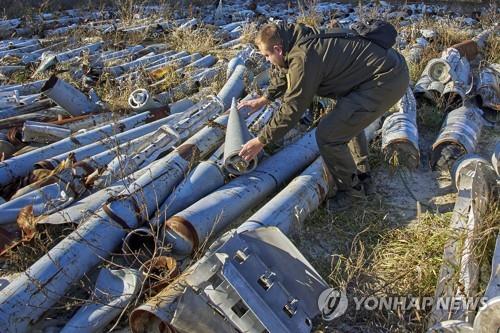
238,22,409,212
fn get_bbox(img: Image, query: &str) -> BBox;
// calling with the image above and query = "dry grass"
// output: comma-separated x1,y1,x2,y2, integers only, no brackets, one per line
296,0,323,28
368,212,452,297
484,33,500,64
306,198,498,332
2,223,76,272
165,25,219,55
241,22,258,44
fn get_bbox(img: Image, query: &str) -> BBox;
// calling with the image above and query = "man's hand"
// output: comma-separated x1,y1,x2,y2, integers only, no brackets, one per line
239,137,265,162
237,96,269,114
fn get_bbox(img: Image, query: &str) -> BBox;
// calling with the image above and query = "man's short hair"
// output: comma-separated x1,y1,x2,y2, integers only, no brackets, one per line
255,23,282,50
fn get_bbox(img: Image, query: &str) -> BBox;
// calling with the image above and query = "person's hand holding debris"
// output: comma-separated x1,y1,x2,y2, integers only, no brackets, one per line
237,96,269,114
239,137,265,162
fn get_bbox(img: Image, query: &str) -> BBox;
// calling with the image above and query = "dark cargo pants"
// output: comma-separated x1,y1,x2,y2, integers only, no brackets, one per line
316,51,409,192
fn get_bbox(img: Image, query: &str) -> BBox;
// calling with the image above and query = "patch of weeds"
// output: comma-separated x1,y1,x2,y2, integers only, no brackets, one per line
369,212,452,297
296,0,323,28
483,33,500,64
241,22,258,44
416,101,444,134
2,223,76,273
166,25,218,55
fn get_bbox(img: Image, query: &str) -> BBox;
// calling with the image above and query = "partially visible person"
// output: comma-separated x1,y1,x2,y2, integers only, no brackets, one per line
238,22,409,212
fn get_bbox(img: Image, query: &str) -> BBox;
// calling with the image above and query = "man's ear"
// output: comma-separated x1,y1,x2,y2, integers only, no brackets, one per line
273,44,283,55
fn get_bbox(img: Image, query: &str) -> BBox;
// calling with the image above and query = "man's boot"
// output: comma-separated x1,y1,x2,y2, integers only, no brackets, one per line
326,178,364,213
326,190,353,212
358,172,375,196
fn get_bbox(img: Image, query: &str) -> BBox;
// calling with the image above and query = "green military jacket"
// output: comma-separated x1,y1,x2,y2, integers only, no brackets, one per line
258,23,404,145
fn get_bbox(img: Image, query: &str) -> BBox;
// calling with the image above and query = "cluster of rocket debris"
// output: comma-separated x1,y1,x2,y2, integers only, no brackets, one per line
0,1,498,332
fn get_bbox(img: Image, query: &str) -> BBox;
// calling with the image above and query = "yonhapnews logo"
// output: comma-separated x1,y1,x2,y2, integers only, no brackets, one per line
317,288,348,321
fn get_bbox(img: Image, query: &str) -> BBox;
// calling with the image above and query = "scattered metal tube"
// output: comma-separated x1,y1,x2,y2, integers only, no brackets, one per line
219,37,242,49
22,121,72,143
381,87,420,169
0,110,163,187
177,54,217,72
476,66,499,113
159,130,319,258
223,98,258,175
0,182,75,225
61,268,142,333
430,105,484,172
0,79,46,95
237,156,329,235
105,51,175,77
40,76,100,116
158,160,225,221
36,184,125,225
51,112,117,132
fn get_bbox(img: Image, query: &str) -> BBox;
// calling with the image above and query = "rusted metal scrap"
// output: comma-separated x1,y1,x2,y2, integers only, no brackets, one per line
381,86,420,169
22,121,72,143
430,105,484,175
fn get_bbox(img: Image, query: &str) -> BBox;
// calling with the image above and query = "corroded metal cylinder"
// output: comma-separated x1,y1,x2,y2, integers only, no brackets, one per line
476,66,499,122
431,105,483,171
381,87,419,169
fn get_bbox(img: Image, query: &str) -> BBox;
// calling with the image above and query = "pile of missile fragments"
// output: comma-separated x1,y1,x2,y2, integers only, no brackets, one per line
0,1,498,332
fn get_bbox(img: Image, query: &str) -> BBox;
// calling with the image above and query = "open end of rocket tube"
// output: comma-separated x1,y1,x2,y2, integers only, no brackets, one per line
40,75,58,92
442,92,464,111
140,256,180,293
224,153,258,176
130,309,178,333
122,228,157,264
428,60,451,83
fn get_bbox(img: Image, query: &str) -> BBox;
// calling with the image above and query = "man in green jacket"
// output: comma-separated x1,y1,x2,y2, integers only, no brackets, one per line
238,22,409,212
